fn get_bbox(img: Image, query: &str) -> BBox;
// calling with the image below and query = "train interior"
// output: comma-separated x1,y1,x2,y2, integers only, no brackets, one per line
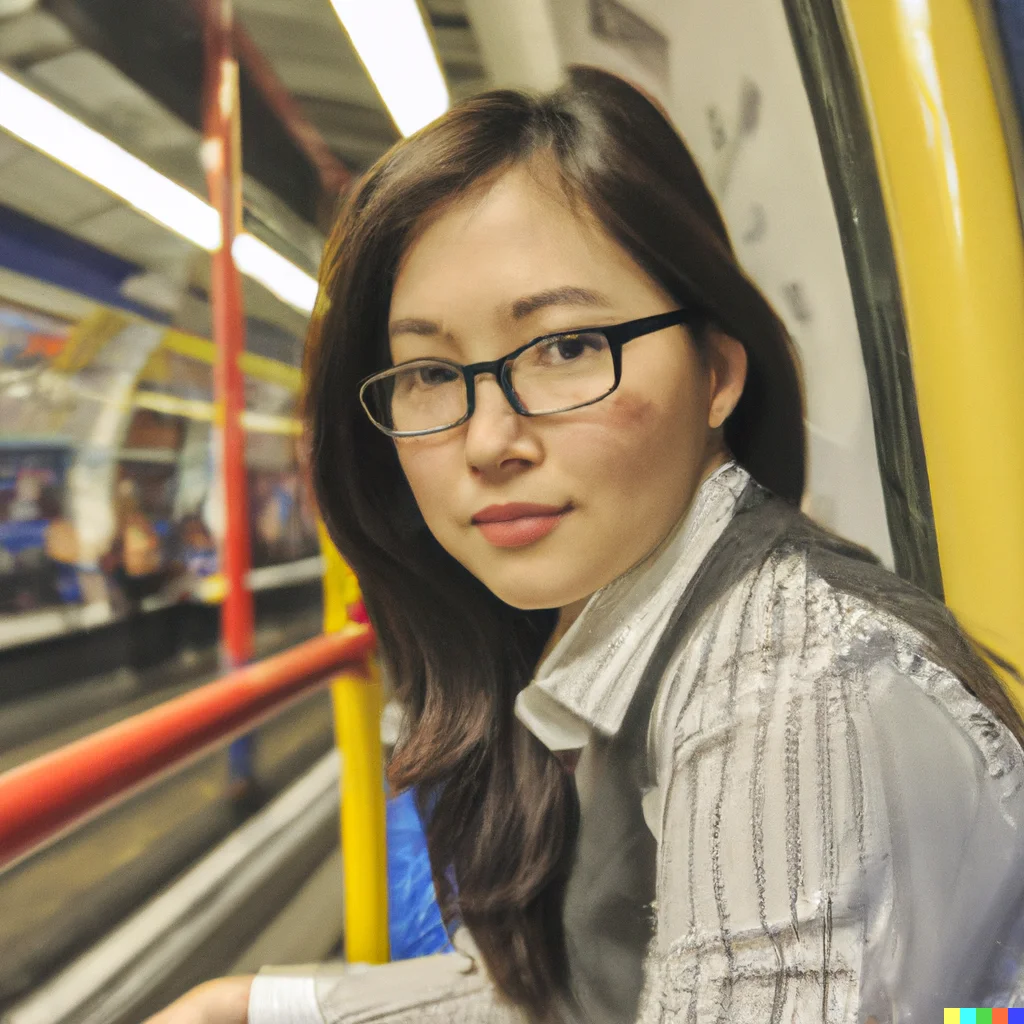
0,0,1023,1021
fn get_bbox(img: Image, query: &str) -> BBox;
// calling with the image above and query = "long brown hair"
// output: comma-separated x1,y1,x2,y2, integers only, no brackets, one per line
304,67,799,1017
304,66,804,1016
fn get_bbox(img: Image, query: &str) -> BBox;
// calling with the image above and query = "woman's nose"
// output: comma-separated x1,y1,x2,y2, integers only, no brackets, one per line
463,375,537,474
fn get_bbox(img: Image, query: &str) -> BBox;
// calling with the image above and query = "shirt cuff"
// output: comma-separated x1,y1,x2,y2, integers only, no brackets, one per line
248,974,324,1024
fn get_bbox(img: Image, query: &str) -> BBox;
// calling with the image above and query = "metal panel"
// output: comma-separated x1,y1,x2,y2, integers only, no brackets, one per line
782,0,942,596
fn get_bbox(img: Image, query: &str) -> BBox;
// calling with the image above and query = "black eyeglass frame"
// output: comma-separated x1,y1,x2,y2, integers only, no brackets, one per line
360,308,697,438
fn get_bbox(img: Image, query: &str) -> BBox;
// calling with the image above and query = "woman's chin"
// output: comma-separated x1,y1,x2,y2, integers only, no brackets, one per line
481,573,593,613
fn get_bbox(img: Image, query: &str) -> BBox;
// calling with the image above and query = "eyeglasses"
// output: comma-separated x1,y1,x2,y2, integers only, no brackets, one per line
359,308,695,437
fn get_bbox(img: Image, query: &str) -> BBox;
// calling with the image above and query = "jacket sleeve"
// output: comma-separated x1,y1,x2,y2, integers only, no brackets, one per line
634,620,1024,1024
249,934,527,1024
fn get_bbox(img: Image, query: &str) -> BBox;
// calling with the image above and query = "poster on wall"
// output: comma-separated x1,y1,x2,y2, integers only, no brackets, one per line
0,303,73,440
249,467,319,570
0,444,79,614
0,291,311,644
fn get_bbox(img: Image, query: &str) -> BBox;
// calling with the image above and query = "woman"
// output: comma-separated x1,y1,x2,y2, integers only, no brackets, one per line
151,68,1024,1023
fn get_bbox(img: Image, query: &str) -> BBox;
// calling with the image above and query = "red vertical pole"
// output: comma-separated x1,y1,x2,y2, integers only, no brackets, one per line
203,0,254,669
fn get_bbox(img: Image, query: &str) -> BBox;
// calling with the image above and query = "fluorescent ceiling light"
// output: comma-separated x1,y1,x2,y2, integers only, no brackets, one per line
0,70,318,314
0,70,220,250
329,0,449,136
232,233,317,314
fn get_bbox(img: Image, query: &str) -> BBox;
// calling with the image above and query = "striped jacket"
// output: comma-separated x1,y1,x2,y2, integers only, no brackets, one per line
250,463,1024,1023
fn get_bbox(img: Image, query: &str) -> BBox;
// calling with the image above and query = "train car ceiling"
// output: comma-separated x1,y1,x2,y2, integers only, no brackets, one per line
25,0,485,230
38,0,326,227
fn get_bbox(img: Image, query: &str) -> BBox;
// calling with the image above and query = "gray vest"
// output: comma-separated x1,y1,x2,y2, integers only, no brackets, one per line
559,483,893,1023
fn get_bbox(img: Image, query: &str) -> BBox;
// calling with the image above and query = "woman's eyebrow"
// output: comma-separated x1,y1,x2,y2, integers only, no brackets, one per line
388,287,612,338
509,286,613,321
388,317,443,339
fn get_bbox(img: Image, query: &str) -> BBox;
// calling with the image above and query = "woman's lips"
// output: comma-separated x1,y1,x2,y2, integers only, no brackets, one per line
471,503,571,549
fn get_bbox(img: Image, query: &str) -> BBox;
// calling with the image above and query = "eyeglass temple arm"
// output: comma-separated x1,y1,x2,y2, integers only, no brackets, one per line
603,308,695,346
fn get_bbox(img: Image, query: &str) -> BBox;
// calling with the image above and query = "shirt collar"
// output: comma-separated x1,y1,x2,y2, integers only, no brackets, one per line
515,461,751,748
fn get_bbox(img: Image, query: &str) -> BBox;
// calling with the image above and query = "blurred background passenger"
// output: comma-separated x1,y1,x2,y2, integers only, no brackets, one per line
176,513,218,583
101,478,181,670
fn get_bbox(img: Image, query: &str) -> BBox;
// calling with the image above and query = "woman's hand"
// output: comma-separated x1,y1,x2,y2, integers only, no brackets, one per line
143,976,254,1024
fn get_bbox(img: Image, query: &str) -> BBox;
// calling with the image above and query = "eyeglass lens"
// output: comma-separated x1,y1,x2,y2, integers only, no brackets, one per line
365,331,615,433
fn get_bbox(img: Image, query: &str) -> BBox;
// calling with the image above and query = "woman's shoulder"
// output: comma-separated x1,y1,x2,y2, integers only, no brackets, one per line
701,491,992,694
652,513,1023,796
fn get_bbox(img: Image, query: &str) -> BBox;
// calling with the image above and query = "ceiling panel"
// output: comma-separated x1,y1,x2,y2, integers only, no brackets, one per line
0,142,116,224
0,7,75,63
0,129,27,170
236,1,380,104
72,204,194,273
28,49,197,155
233,0,490,169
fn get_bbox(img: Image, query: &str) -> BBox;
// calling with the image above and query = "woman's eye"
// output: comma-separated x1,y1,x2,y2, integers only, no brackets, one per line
540,333,603,362
555,337,586,360
415,365,458,387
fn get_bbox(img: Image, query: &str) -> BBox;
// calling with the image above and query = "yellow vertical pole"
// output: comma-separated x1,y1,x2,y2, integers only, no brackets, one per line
318,522,390,964
841,0,1024,705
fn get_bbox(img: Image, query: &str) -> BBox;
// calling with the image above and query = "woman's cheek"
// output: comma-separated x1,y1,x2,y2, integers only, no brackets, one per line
561,390,710,549
558,393,669,485
396,445,458,532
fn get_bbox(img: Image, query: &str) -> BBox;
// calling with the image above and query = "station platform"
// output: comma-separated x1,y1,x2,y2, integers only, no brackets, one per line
0,591,342,1020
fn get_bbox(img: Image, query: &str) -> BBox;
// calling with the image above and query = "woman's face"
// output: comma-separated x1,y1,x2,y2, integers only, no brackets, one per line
389,163,745,612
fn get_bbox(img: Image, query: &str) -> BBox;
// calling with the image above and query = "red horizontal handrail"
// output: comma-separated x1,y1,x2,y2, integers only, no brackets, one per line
0,625,375,872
